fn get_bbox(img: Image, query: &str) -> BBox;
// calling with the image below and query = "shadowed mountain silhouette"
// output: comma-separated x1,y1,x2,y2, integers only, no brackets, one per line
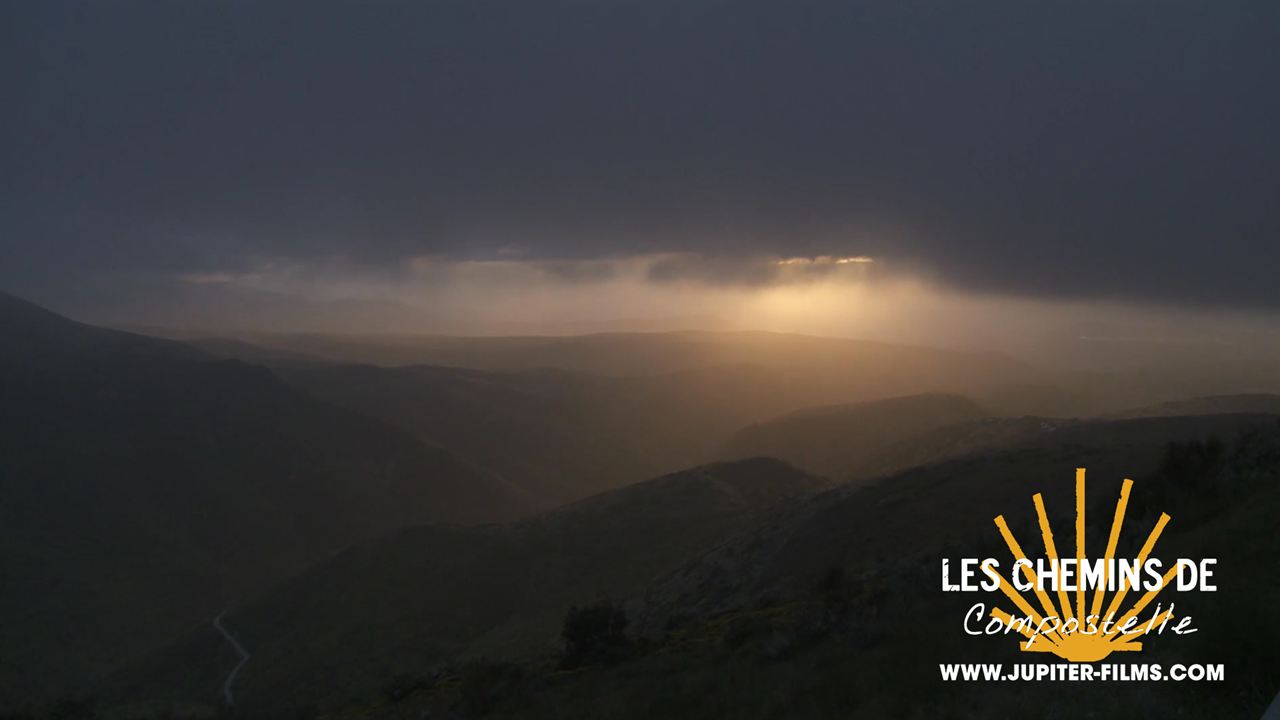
641,414,1280,629
0,293,528,708
417,420,1279,720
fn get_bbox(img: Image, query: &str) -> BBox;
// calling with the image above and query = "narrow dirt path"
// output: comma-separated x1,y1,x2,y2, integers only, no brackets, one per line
212,611,251,707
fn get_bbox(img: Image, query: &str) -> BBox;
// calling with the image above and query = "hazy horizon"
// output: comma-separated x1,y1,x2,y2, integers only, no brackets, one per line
36,272,1280,375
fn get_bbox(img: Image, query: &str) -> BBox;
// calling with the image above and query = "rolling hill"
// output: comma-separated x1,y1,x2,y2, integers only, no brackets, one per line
107,414,1280,717
313,415,1280,720
109,458,831,712
0,293,528,708
641,413,1278,627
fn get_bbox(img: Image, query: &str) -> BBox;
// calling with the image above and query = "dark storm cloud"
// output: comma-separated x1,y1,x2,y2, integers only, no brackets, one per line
3,1,1279,307
537,259,620,284
645,254,879,287
647,254,786,287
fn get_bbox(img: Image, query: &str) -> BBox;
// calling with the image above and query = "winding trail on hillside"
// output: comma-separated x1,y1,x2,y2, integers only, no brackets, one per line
213,611,251,707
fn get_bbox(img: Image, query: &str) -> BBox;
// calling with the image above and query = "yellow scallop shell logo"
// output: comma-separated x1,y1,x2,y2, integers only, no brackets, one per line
989,469,1178,662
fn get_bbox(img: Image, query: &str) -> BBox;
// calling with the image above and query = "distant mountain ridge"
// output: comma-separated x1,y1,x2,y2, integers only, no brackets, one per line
718,393,990,479
167,329,1028,377
1109,393,1280,419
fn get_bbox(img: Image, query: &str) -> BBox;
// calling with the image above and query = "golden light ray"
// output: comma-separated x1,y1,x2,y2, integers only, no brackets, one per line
1032,493,1075,623
994,516,1069,643
1104,566,1180,641
990,578,1062,648
1100,512,1171,623
1090,478,1133,618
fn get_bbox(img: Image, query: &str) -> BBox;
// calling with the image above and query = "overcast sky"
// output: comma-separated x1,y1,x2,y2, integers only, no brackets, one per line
4,1,1279,331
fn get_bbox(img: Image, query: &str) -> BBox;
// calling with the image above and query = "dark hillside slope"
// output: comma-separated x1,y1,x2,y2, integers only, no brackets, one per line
641,413,1276,628
434,425,1280,720
0,293,526,707
113,458,830,711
